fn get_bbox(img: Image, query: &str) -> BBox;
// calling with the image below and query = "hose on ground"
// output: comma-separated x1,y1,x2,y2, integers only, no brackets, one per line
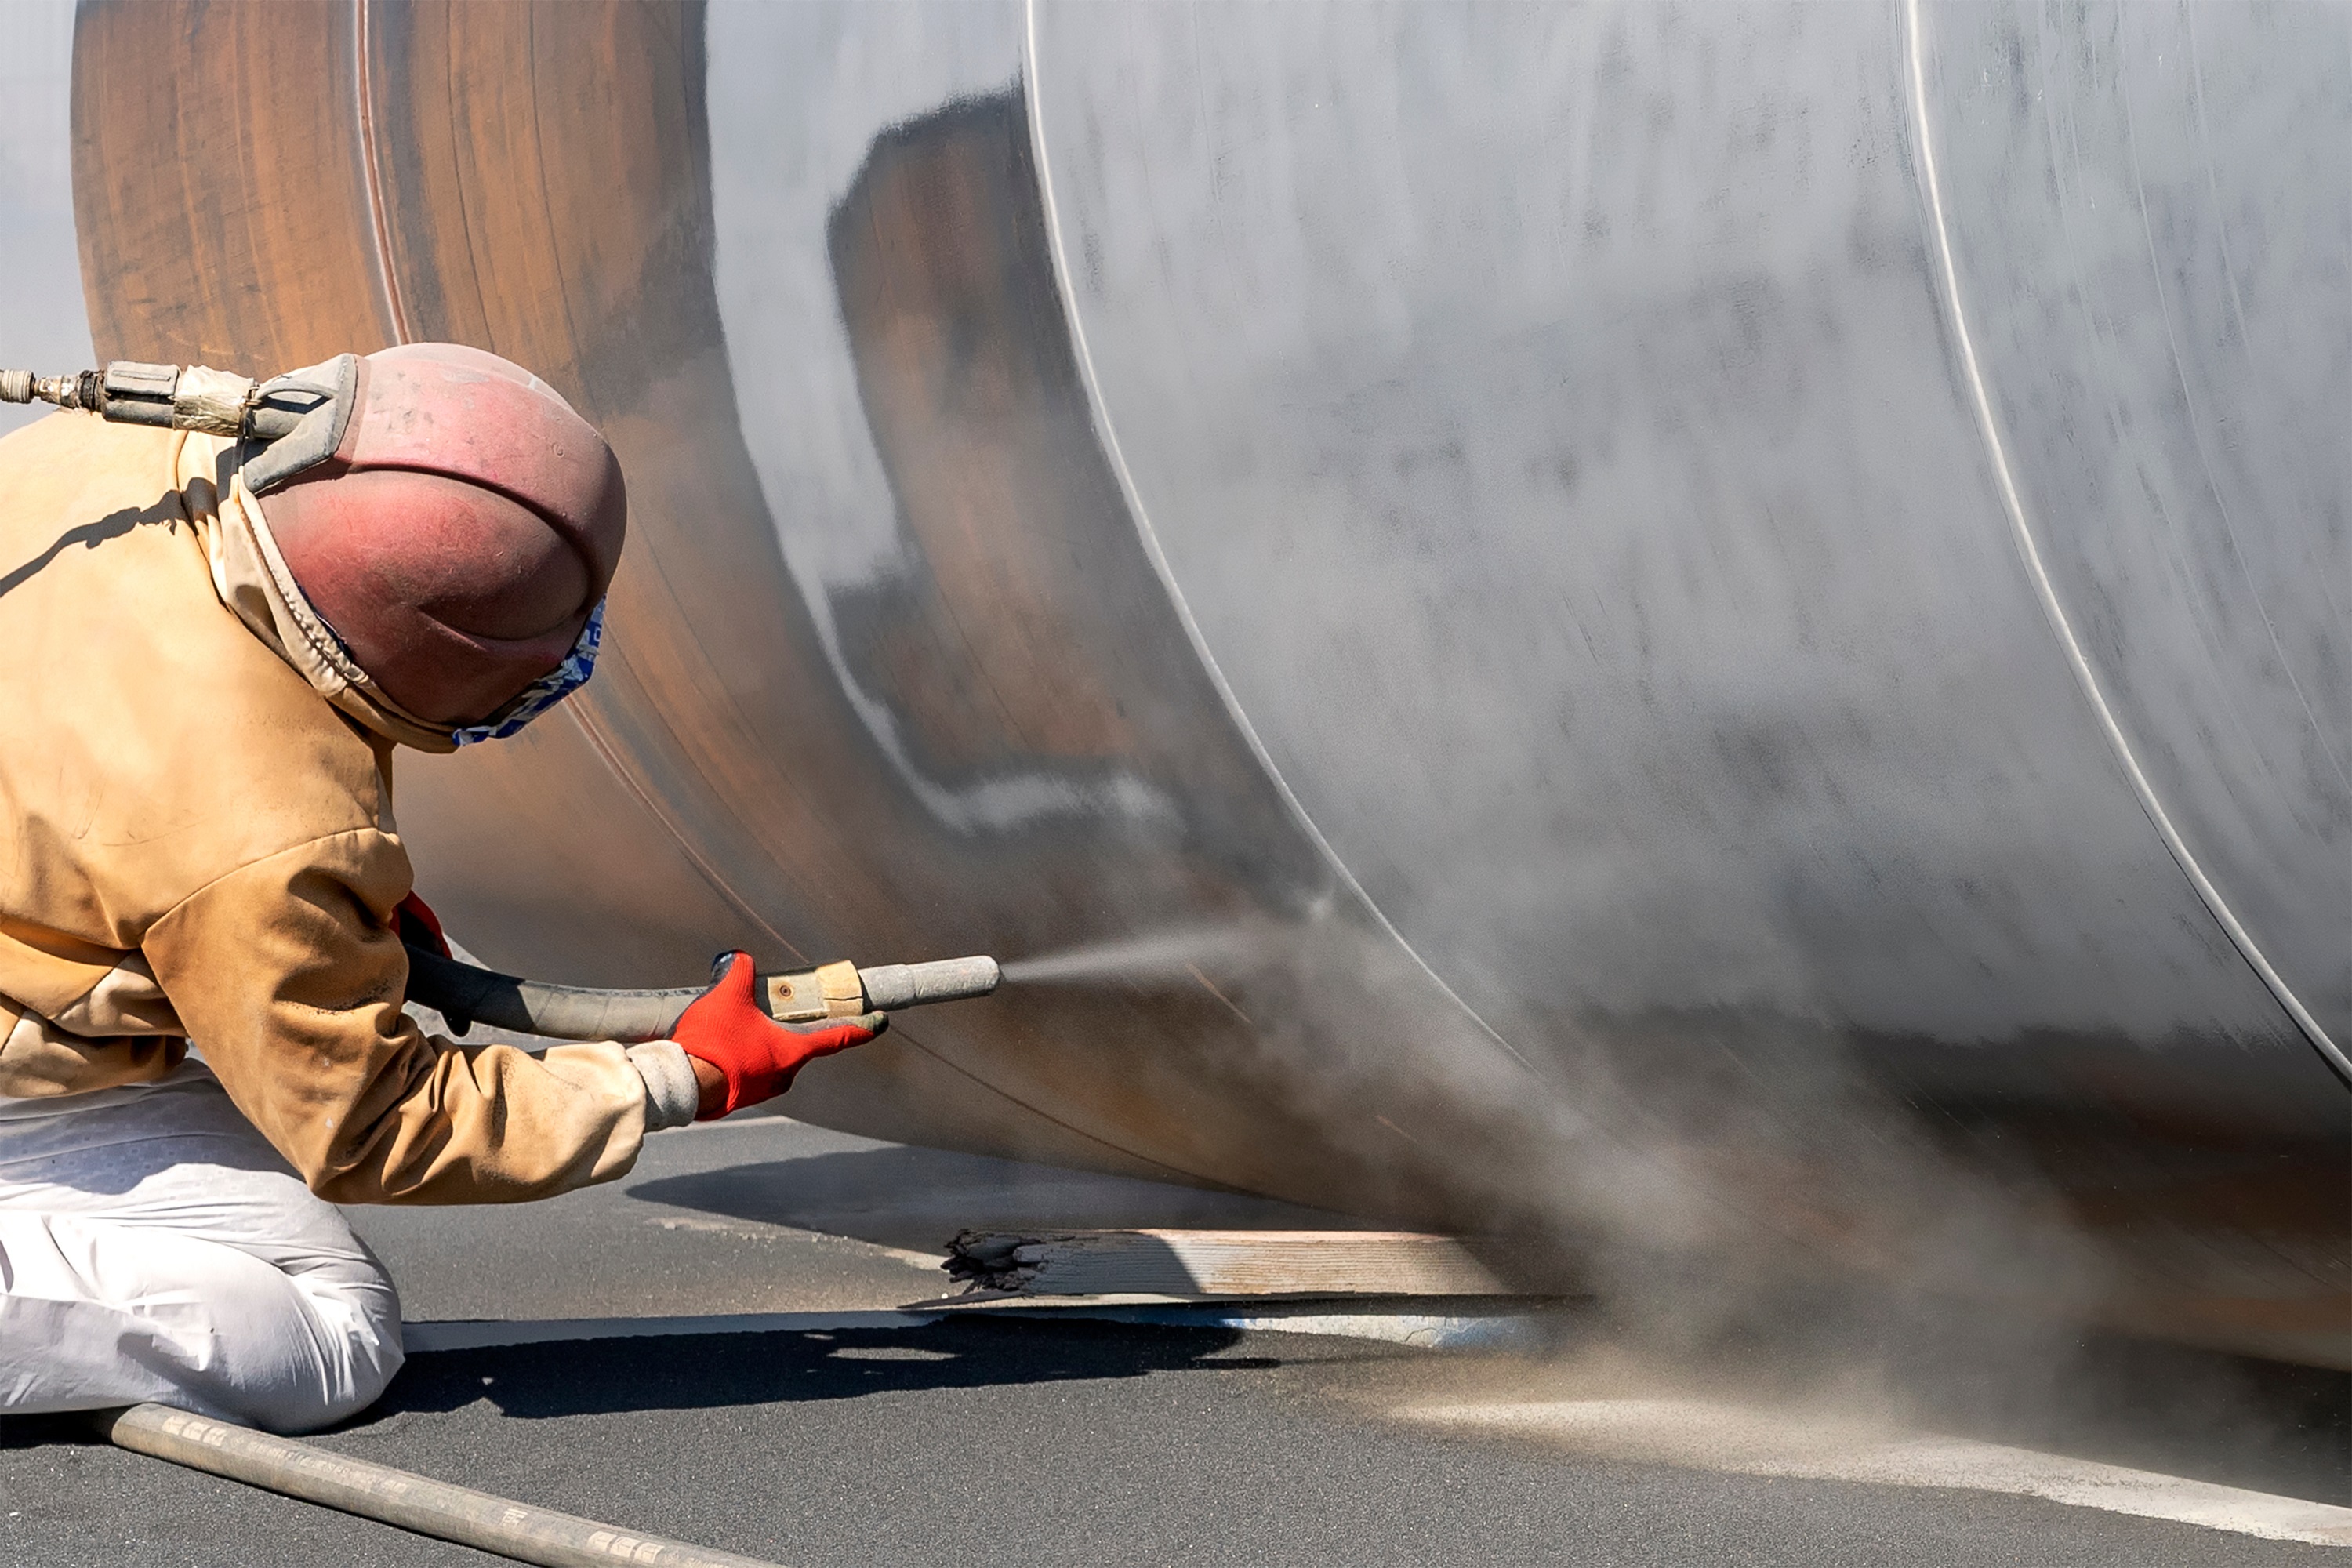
102,1403,786,1568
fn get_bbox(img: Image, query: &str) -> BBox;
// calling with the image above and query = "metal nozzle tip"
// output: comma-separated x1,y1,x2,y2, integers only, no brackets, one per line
857,955,1001,1011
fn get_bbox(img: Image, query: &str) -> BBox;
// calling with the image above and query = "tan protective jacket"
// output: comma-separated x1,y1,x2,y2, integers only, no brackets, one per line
0,412,688,1203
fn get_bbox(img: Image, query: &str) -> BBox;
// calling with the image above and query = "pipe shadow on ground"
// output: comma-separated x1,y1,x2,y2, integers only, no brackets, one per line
368,1317,1283,1422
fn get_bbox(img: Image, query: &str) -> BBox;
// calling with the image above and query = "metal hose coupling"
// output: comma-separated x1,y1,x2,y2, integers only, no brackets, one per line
0,355,352,448
0,359,254,434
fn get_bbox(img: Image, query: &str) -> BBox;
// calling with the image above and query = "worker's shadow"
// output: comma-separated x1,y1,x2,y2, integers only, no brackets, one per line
0,494,187,601
368,1317,1278,1422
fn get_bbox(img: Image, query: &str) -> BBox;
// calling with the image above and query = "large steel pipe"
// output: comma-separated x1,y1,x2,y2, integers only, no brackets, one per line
2,0,2343,1362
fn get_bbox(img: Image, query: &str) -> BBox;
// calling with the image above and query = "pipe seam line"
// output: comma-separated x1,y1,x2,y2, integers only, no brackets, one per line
1899,0,2347,1089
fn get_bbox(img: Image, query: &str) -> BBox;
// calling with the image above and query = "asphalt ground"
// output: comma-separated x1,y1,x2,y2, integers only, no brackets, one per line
2,1115,2344,1564
2,1316,2345,1567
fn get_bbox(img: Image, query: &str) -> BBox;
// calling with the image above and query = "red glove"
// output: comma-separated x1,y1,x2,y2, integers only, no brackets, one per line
394,892,452,958
671,952,885,1119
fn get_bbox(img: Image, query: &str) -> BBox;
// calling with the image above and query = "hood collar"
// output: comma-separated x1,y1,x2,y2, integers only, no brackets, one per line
174,434,602,753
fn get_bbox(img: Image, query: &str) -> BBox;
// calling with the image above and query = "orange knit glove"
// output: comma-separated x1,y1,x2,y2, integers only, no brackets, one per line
671,953,884,1119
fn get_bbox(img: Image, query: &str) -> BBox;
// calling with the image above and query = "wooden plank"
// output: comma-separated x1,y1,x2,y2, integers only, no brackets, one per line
946,1228,1522,1299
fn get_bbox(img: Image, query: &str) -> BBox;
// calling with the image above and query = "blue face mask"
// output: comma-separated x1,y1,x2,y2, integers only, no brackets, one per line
450,601,605,747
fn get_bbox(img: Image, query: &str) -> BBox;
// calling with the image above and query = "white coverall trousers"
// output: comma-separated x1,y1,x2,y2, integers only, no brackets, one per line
0,1062,403,1433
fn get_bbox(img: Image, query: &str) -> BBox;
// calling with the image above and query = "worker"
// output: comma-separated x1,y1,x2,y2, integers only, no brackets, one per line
0,344,883,1433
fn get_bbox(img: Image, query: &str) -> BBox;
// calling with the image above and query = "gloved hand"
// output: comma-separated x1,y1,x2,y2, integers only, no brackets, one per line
671,952,885,1119
394,891,452,958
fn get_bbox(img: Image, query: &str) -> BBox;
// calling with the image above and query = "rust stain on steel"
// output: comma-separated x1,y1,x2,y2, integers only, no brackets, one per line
828,100,1155,768
72,0,398,367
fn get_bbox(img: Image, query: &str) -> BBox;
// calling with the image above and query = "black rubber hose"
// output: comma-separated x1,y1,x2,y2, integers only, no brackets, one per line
103,1403,785,1568
402,944,998,1042
401,943,703,1043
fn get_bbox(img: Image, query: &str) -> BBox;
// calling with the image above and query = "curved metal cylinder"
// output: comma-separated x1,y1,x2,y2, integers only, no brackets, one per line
2,0,2343,1361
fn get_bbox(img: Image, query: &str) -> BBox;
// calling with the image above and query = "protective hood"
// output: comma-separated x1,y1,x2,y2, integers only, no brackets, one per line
176,434,601,751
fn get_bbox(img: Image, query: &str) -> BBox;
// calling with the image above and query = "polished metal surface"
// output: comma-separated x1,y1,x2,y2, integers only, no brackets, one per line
1032,0,2350,1072
3,0,2343,1359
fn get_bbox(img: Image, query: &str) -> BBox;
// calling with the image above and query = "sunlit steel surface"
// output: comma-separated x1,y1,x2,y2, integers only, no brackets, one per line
5,0,2343,1361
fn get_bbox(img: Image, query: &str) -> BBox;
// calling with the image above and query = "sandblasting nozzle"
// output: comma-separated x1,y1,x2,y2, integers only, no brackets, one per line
763,955,1000,1022
857,956,1002,1011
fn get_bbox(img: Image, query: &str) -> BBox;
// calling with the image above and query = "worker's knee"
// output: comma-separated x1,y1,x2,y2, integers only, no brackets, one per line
5,1214,407,1435
198,1244,405,1434
0,1077,405,1432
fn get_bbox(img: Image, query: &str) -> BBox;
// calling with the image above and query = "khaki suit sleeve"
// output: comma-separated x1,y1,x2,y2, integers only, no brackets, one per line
143,828,651,1204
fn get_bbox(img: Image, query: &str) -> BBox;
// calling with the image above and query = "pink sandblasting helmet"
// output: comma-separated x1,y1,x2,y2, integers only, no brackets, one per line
251,343,627,728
